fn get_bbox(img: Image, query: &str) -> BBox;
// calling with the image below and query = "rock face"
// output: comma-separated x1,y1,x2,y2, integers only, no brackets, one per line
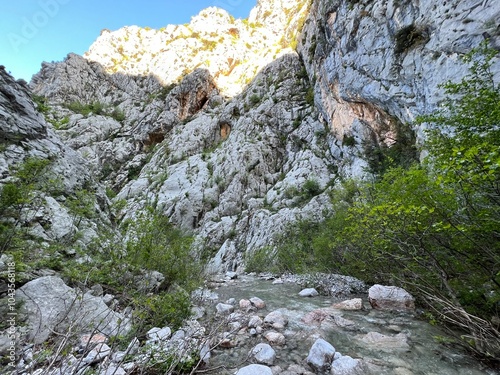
21,0,500,275
300,0,500,177
18,276,130,344
84,0,311,97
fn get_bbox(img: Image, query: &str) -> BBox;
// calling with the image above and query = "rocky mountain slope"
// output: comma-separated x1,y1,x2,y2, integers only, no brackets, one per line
28,0,499,273
1,0,500,372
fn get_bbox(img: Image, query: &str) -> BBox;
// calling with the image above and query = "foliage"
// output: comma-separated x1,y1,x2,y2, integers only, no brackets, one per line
32,94,50,114
0,158,52,253
364,121,418,175
249,94,261,105
305,87,315,106
66,101,105,116
125,207,200,292
133,289,191,331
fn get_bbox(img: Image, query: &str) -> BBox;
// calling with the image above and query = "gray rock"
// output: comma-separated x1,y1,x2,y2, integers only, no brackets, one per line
264,310,288,330
236,364,273,375
250,297,266,309
101,365,126,375
147,326,171,342
18,276,130,344
331,355,364,375
248,315,263,328
264,331,286,346
306,338,336,373
249,343,276,365
83,343,111,364
368,285,415,311
216,303,234,315
299,288,319,297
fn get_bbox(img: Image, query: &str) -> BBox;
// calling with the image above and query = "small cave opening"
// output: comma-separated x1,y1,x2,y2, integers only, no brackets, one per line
219,121,232,140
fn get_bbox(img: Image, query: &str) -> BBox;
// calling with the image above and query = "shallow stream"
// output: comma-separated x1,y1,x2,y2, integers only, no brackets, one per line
201,275,498,375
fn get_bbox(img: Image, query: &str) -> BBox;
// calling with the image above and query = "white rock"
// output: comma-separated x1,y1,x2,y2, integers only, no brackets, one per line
236,364,273,375
249,343,276,365
264,310,288,330
18,276,130,344
216,303,234,315
250,296,266,309
306,338,336,373
331,355,364,375
147,326,171,342
83,343,111,364
299,288,319,297
264,331,286,346
368,285,415,311
331,298,364,310
248,315,263,328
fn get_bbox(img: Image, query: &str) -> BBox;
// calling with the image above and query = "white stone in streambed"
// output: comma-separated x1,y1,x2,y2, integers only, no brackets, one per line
306,338,336,373
331,355,364,375
299,288,319,297
216,303,234,315
236,364,273,375
249,343,276,365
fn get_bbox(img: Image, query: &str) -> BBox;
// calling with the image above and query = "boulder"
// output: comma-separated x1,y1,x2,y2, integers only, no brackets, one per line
299,288,319,297
216,303,234,315
248,315,263,328
250,296,266,309
306,338,336,373
239,299,252,309
249,343,276,365
368,285,415,311
264,310,288,330
18,276,130,344
331,355,364,374
236,364,273,375
264,331,286,346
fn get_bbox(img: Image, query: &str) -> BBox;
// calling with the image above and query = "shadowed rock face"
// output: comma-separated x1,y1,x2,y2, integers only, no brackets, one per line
0,67,47,141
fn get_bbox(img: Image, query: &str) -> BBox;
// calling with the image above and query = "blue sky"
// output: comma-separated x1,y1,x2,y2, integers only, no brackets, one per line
0,0,257,81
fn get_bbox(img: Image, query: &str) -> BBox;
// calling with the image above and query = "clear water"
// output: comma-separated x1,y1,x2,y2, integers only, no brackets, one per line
199,275,498,375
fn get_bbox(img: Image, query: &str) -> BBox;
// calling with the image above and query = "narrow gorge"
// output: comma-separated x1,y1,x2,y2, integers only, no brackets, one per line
1,0,499,374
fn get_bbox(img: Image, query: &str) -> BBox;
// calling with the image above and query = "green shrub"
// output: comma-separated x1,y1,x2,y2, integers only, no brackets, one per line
66,101,105,116
133,289,191,330
125,207,201,292
302,179,321,198
305,87,314,106
111,107,125,122
32,94,50,114
343,135,356,147
249,94,261,105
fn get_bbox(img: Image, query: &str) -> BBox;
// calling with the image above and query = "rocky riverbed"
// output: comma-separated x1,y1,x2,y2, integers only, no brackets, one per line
16,273,496,375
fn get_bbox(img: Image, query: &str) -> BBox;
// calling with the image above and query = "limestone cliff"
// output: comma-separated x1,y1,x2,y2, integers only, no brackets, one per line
1,0,500,372
6,0,500,274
